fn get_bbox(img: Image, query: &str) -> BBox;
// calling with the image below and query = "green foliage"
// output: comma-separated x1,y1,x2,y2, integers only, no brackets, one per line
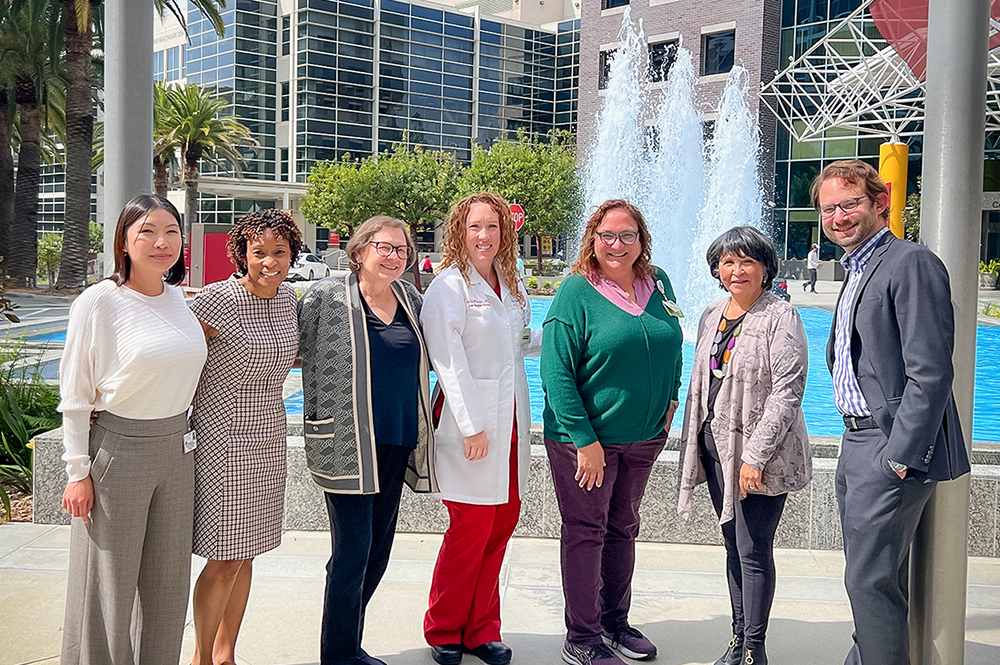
981,259,1000,275
0,339,60,520
542,280,552,289
36,232,62,283
533,259,565,277
303,138,462,235
461,130,582,240
0,258,18,324
981,301,1000,318
526,276,538,289
901,176,921,243
89,222,103,254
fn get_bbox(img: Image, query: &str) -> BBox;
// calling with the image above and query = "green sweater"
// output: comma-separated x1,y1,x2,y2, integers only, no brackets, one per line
541,268,684,449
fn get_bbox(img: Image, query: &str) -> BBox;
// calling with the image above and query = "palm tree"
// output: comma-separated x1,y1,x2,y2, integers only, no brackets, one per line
0,88,13,262
55,0,227,287
158,82,257,240
0,0,65,287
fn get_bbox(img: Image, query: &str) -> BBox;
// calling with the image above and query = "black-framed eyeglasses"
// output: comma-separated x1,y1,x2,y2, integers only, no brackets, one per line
597,231,639,246
817,196,868,219
369,241,412,260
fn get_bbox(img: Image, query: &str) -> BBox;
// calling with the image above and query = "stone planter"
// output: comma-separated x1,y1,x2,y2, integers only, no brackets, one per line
981,272,999,289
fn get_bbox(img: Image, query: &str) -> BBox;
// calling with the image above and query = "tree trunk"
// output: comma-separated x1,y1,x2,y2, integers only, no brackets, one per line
153,157,169,197
184,160,199,245
57,1,95,289
0,92,14,264
10,87,42,287
535,234,543,271
409,223,422,291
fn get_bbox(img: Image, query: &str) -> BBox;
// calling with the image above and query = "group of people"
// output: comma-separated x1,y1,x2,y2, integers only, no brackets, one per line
57,158,969,665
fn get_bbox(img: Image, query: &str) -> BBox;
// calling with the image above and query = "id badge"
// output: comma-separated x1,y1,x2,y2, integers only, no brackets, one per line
183,429,197,454
520,327,532,345
662,298,684,319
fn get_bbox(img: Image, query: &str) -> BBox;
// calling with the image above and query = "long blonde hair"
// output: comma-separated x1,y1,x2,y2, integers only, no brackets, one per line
439,192,525,307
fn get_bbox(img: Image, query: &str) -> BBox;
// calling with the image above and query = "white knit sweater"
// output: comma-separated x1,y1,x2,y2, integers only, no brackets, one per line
57,280,207,482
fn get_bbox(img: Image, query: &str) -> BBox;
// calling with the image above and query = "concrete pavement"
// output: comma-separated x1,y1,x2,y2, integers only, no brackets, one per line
3,521,1000,665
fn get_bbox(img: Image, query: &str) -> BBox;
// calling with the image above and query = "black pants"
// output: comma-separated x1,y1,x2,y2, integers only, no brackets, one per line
837,427,935,665
699,424,786,644
321,444,411,665
807,268,818,292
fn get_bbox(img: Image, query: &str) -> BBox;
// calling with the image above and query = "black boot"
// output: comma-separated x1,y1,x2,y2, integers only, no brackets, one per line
714,634,744,665
743,641,767,665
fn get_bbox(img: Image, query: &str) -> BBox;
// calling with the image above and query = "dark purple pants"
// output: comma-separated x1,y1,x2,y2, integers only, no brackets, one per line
544,435,666,645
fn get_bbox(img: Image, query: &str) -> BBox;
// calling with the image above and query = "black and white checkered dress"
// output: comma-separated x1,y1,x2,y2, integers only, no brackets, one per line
190,277,298,560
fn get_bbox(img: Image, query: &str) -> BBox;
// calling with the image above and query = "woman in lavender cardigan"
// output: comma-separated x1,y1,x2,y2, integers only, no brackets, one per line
678,226,812,665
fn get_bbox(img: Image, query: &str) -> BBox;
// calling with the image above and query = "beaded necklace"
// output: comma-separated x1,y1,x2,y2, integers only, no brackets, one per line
709,313,744,380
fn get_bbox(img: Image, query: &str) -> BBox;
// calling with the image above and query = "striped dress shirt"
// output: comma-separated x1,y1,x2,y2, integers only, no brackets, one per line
833,227,890,416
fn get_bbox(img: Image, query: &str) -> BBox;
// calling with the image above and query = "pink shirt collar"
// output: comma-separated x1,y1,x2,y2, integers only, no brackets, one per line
588,271,655,316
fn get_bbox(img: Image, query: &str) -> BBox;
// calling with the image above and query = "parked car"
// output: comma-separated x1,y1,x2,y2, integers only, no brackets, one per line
286,253,331,281
771,279,791,302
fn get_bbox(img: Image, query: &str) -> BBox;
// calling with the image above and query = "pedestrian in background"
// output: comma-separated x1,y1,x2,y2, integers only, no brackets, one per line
58,195,207,665
678,226,812,665
804,243,819,293
541,199,683,665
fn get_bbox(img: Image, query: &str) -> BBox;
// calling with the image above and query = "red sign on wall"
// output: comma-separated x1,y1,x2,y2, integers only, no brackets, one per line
510,203,525,231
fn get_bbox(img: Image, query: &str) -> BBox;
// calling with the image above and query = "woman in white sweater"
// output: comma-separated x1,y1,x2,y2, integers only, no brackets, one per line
58,195,208,665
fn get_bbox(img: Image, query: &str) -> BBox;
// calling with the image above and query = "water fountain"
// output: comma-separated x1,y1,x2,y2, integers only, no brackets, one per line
582,11,764,335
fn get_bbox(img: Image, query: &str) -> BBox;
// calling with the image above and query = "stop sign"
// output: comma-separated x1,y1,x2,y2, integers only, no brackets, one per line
510,203,525,230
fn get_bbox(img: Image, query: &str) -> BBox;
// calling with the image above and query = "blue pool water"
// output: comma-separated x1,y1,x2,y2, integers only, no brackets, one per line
285,300,1000,441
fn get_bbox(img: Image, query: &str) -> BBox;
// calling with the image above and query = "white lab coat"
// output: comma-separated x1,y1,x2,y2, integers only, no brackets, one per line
420,264,542,504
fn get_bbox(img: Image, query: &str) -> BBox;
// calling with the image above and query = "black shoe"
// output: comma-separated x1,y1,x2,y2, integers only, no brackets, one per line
743,641,767,665
467,641,512,665
714,634,743,665
357,649,387,665
431,644,463,665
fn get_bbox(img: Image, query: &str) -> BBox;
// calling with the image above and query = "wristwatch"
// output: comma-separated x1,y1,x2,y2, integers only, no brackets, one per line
888,459,908,473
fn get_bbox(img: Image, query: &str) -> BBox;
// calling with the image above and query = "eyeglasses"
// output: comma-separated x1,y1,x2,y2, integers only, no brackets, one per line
817,196,868,219
597,231,639,246
369,241,412,260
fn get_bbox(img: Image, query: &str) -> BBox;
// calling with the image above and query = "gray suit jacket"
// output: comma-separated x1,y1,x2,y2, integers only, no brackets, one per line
826,232,970,481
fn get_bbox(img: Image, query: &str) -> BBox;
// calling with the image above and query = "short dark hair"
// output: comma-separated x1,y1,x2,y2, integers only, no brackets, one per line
109,194,186,286
227,208,303,275
706,226,779,291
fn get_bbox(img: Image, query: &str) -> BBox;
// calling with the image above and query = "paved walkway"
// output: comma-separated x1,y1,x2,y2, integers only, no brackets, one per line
3,522,1000,665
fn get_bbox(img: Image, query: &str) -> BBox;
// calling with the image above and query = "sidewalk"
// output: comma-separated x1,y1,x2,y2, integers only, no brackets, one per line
3,522,1000,665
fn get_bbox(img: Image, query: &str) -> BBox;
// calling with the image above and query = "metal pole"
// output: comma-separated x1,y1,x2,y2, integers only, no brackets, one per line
913,0,989,663
102,3,154,274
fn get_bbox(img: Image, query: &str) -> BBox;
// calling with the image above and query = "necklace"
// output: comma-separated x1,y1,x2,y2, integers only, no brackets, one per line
709,314,743,379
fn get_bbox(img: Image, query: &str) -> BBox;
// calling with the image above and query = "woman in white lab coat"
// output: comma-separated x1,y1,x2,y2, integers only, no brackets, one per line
420,192,541,665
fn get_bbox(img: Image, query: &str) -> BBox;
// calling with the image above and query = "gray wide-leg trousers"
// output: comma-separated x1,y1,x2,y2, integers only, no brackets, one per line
61,411,194,665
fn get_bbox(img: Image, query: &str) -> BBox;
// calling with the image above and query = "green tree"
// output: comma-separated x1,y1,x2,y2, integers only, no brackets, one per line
88,221,102,254
157,82,257,241
303,138,462,289
36,232,61,284
461,130,582,269
0,0,65,287
901,176,921,243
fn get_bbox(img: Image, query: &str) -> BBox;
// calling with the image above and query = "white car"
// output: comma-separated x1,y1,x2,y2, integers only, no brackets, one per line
286,253,331,281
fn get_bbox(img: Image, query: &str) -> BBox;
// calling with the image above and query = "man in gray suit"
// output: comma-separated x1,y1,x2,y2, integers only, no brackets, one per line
811,160,970,665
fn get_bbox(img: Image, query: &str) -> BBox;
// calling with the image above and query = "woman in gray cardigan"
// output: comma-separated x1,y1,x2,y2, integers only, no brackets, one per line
678,226,812,665
298,215,437,665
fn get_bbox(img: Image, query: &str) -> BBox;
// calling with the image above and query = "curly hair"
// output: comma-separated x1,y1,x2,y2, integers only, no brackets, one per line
227,208,303,275
439,192,525,307
570,199,654,279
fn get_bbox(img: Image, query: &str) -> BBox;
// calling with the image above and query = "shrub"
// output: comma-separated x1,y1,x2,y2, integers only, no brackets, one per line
527,276,538,289
543,280,553,289
982,301,1000,318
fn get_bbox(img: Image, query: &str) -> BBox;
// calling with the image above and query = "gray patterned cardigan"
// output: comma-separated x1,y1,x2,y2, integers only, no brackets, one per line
297,272,438,495
678,292,812,524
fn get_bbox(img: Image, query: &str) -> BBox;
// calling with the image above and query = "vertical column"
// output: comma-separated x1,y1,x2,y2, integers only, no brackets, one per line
912,0,989,663
102,2,154,273
878,141,908,239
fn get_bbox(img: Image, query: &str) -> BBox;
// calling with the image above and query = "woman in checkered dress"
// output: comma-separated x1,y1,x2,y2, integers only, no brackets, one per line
188,209,302,665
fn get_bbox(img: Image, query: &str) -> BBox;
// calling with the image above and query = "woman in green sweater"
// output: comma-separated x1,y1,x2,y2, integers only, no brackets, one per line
540,199,683,665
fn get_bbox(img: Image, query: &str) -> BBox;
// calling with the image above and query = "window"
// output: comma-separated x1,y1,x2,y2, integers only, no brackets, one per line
281,82,290,121
602,0,629,9
702,30,735,76
649,40,678,83
154,50,165,81
282,16,291,55
166,46,181,81
598,49,616,90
